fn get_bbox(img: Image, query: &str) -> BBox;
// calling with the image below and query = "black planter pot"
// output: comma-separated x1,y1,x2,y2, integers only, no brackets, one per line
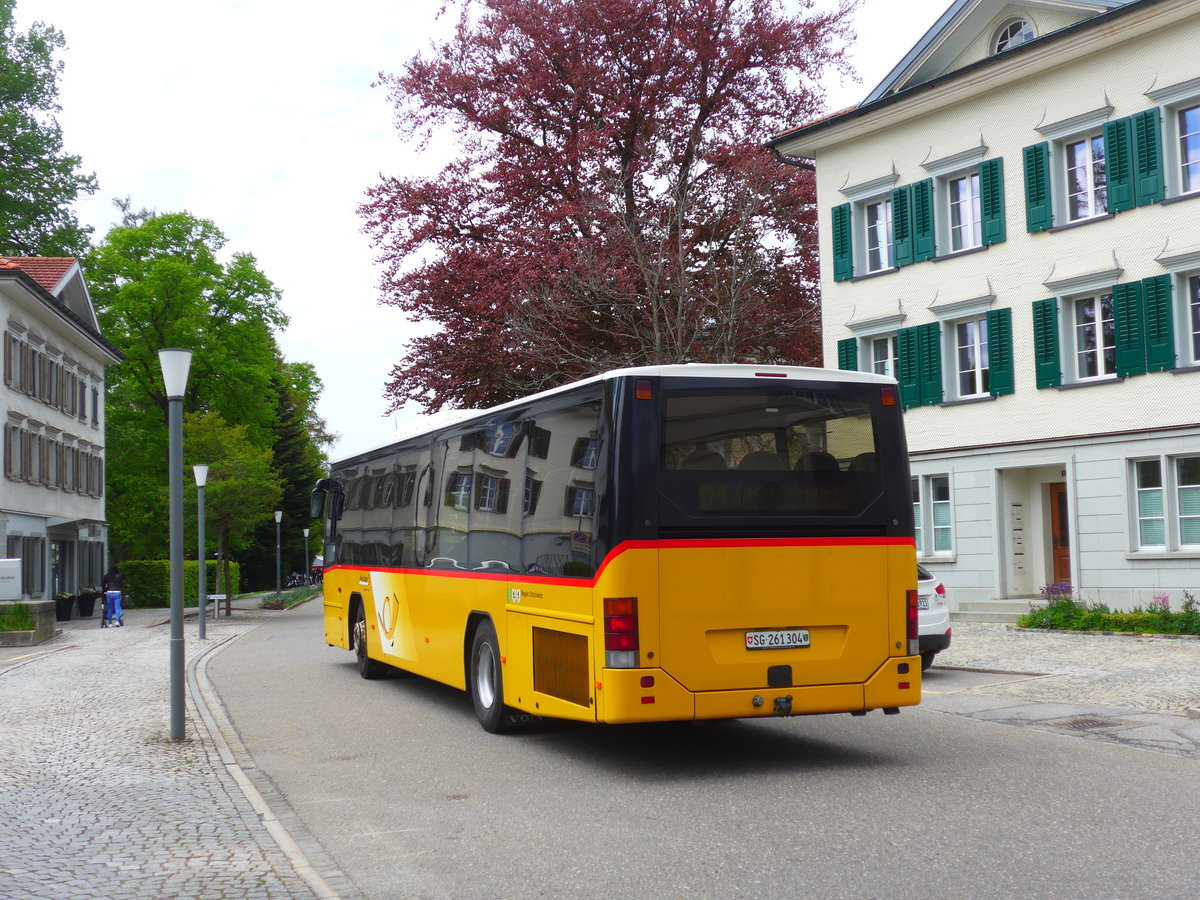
55,595,75,621
77,594,97,617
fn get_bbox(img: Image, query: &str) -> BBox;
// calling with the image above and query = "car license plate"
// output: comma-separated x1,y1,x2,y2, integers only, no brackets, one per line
917,596,930,610
745,629,810,650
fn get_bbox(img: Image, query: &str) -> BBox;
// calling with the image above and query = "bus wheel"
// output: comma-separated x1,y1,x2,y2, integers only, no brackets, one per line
470,619,512,733
354,604,387,680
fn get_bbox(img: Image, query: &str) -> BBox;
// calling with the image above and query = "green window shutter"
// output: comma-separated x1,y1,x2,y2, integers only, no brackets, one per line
1104,117,1135,213
832,203,853,282
837,337,858,371
1142,274,1175,372
891,185,914,267
912,179,936,261
1023,143,1053,232
1112,281,1146,377
986,307,1014,396
896,327,922,409
980,158,1006,245
1133,108,1164,205
917,322,942,406
1032,298,1061,388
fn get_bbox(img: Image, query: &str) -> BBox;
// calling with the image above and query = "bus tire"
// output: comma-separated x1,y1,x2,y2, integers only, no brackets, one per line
470,619,512,733
354,603,388,680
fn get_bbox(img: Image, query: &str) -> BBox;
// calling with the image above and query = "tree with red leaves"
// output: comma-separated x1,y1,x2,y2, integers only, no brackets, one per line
362,0,856,412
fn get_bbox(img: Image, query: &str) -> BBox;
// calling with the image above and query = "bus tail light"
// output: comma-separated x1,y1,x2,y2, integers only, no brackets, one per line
906,589,919,656
604,597,638,668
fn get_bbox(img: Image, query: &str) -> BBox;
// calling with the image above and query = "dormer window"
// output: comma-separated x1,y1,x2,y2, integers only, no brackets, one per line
994,19,1034,53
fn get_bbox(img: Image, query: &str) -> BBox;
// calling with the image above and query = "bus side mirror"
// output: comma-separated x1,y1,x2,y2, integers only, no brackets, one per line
309,487,326,520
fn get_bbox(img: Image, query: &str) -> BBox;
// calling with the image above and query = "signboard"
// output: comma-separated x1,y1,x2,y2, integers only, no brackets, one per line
0,559,21,601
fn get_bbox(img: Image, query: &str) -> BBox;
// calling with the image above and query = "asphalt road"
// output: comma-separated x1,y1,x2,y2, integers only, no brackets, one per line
209,599,1200,900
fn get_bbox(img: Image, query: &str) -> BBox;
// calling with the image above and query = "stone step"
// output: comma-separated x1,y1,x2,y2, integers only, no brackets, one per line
950,610,1024,624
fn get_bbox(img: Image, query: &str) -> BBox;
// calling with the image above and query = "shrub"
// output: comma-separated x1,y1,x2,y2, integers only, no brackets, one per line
1019,587,1200,635
119,560,240,608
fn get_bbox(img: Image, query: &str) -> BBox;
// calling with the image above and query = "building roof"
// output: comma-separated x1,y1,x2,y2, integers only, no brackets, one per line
0,257,78,293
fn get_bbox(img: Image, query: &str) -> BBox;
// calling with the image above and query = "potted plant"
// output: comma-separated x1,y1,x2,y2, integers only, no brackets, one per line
77,589,100,617
54,592,75,621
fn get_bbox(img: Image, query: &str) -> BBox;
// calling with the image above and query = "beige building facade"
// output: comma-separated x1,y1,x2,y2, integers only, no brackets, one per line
771,0,1200,610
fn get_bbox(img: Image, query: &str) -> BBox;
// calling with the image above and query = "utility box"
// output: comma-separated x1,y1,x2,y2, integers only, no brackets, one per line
0,559,21,601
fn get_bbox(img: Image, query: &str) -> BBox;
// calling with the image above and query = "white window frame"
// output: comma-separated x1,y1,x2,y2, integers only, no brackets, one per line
1063,132,1108,222
1130,455,1200,552
839,172,899,278
1071,291,1116,380
476,474,498,512
994,18,1034,54
914,473,953,559
871,335,899,378
947,171,982,252
449,470,472,511
863,196,894,273
953,316,990,399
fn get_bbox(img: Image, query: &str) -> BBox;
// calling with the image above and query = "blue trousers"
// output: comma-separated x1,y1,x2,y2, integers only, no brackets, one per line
104,591,123,625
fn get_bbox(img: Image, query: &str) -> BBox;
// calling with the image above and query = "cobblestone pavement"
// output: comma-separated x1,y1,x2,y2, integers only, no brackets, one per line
0,606,324,900
936,622,1200,714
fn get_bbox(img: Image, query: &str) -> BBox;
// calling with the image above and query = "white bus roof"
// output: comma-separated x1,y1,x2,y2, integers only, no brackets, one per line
333,364,896,466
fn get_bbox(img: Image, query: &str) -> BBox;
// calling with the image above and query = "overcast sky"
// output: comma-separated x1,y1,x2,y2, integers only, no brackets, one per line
15,0,949,459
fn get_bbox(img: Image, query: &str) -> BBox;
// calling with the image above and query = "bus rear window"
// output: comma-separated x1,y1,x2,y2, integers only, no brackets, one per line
657,387,885,521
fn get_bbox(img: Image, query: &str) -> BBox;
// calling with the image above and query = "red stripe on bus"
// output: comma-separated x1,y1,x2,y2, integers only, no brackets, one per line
325,535,914,589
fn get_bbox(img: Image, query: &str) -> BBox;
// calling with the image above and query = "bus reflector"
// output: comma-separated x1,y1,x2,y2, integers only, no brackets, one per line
881,385,898,406
636,379,653,400
907,589,919,655
604,597,638,668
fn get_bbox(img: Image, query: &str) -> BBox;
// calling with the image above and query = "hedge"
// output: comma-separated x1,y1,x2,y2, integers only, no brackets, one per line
117,560,240,609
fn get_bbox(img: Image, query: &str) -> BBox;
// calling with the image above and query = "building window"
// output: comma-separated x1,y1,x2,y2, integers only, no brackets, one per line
914,475,952,557
1189,274,1200,363
1073,293,1115,379
1135,460,1166,548
1180,104,1200,194
994,19,1034,53
571,437,600,470
523,475,542,515
864,197,893,273
1179,457,1200,547
912,477,923,556
948,172,981,251
567,485,596,518
1065,134,1107,221
872,335,898,378
955,317,989,397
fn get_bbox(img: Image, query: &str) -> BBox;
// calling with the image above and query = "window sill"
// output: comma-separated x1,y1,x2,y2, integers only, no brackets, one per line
1046,212,1114,234
1170,364,1200,374
1159,190,1200,206
1125,550,1200,561
1053,375,1124,391
931,245,987,263
938,394,996,407
849,267,899,283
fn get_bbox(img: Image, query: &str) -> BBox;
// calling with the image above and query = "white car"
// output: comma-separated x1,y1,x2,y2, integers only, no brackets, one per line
917,564,951,670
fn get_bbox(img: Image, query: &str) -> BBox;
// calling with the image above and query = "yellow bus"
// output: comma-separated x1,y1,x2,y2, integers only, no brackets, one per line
310,364,920,732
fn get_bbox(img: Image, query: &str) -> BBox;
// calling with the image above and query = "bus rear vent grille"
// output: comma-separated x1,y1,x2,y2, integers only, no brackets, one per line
533,628,590,707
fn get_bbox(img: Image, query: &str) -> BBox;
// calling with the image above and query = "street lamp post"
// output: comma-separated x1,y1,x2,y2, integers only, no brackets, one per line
194,465,209,640
159,348,192,741
302,527,310,584
274,509,283,594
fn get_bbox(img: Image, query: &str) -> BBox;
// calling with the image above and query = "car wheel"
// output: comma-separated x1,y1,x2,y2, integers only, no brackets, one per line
920,651,936,671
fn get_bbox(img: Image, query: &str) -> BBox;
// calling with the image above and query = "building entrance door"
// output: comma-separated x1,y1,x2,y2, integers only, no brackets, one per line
1049,483,1071,584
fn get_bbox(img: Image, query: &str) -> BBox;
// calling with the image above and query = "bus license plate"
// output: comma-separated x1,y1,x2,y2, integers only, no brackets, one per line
745,629,810,650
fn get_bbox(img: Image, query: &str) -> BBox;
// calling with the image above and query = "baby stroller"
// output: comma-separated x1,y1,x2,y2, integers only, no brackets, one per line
102,590,123,627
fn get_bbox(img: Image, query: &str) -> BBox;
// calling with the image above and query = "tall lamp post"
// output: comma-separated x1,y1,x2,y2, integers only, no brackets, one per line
274,510,283,594
302,527,310,584
159,348,192,741
194,465,209,640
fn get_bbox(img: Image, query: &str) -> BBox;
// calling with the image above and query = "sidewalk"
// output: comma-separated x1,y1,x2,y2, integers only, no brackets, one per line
2,610,1198,899
0,602,335,900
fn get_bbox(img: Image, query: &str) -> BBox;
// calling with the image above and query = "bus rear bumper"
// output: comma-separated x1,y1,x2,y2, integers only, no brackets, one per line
597,658,921,724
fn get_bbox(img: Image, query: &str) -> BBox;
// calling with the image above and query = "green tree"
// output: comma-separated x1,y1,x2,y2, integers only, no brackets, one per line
184,411,282,600
87,207,331,577
0,0,97,256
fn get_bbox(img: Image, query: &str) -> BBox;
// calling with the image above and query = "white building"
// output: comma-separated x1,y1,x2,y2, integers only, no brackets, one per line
2,257,122,609
769,0,1200,612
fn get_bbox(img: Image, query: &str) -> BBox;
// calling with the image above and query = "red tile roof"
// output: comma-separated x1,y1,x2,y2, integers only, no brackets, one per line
0,257,77,292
